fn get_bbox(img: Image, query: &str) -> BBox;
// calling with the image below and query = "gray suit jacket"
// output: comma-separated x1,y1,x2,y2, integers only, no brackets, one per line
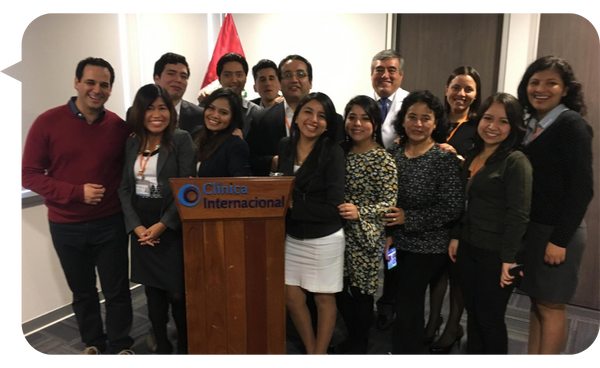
178,100,204,137
118,130,196,233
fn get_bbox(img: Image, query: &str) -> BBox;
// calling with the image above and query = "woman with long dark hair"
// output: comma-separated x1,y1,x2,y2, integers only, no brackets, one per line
277,92,345,354
427,66,482,353
334,95,397,353
516,56,593,354
451,93,532,353
118,84,196,354
195,88,251,177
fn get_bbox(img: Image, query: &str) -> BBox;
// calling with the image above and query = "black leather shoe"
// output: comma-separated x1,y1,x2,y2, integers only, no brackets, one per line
375,314,394,330
429,324,464,354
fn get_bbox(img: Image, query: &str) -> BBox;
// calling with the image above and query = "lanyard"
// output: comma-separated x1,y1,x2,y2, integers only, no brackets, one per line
137,142,161,179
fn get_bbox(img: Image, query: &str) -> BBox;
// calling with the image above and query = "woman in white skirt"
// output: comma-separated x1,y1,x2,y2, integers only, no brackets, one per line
277,92,345,354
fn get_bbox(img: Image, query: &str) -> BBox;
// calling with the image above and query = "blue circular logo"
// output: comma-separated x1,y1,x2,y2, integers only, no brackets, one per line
178,184,201,207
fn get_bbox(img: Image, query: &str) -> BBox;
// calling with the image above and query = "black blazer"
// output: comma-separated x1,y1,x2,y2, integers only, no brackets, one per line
197,134,252,177
277,137,345,239
247,102,346,176
118,130,196,233
178,100,204,138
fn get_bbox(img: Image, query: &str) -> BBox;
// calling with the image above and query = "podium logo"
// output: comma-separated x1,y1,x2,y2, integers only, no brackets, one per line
177,182,284,209
178,184,201,207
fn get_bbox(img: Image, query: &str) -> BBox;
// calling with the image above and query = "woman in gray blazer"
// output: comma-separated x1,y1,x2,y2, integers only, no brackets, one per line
118,84,196,354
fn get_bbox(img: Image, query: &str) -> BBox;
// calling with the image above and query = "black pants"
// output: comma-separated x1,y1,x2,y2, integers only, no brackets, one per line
392,251,447,354
376,260,398,317
145,285,188,354
49,212,133,354
336,277,374,353
457,241,514,354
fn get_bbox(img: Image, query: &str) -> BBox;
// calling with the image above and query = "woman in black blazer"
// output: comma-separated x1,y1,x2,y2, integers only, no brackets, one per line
195,88,251,177
277,92,345,354
516,56,593,354
118,84,196,354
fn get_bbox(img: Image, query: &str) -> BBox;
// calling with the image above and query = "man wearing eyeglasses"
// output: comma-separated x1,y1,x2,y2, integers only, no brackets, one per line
247,54,343,176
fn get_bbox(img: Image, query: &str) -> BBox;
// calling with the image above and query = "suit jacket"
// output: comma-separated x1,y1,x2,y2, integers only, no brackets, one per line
246,102,345,176
178,100,204,138
118,130,196,233
197,134,252,177
250,97,262,106
368,88,409,149
277,137,345,239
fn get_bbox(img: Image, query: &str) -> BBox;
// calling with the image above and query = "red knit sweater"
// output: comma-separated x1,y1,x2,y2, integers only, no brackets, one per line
22,102,130,223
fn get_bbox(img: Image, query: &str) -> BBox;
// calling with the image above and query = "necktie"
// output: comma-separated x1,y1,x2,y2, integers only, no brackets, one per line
526,123,543,144
379,98,390,121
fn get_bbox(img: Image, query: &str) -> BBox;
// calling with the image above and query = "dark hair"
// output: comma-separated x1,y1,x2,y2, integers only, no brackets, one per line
252,59,278,81
129,84,177,152
153,52,190,78
473,93,526,164
444,66,482,121
393,90,449,144
341,95,383,152
278,54,313,82
517,55,586,117
283,92,338,170
371,49,404,74
216,53,249,77
75,57,115,86
195,88,243,161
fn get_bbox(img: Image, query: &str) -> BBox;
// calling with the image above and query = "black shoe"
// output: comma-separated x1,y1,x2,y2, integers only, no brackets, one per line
375,314,394,330
328,339,357,354
423,314,444,345
429,324,464,354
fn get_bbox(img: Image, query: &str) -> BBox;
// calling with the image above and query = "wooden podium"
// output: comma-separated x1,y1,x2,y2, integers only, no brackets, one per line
170,177,294,354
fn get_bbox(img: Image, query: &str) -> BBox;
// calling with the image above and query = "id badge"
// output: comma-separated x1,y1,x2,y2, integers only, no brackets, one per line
136,183,151,197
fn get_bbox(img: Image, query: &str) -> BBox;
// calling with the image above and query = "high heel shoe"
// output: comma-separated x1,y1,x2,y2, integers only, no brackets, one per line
423,314,443,345
429,324,464,354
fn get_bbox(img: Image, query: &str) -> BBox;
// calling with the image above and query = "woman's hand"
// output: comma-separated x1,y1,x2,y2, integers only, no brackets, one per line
438,143,457,155
383,207,405,226
338,203,359,220
138,222,167,246
134,225,155,246
500,263,522,288
384,237,393,262
448,239,459,263
544,242,566,265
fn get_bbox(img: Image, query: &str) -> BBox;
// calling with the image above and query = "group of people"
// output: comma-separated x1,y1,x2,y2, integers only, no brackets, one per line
22,48,593,356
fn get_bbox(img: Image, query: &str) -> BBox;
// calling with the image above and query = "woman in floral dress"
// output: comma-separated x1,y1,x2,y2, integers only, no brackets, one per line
335,95,398,353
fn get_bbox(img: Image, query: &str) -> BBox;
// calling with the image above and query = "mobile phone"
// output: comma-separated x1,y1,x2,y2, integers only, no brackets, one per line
508,264,524,277
387,248,397,270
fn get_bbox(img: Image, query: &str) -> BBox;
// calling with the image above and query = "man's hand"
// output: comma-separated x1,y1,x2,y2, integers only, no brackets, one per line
197,90,210,105
232,128,243,138
83,183,105,205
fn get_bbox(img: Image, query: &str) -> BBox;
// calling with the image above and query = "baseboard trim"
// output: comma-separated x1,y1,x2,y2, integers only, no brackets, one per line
22,283,142,336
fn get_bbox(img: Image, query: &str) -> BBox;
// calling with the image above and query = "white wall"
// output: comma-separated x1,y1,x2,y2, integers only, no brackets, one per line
233,13,387,113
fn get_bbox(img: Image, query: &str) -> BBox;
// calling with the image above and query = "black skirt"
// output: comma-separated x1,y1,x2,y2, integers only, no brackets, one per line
130,196,185,293
517,221,586,304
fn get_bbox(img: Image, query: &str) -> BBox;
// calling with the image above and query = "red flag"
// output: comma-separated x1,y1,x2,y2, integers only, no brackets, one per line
201,14,245,89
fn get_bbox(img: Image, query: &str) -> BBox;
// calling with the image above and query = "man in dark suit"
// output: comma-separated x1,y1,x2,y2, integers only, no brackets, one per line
246,54,344,176
153,52,204,138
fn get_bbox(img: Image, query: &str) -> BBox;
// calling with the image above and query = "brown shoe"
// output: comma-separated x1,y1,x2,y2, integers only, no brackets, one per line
117,349,135,355
81,346,101,354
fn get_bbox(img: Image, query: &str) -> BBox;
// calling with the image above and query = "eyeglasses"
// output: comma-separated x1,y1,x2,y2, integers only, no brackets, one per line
281,70,308,80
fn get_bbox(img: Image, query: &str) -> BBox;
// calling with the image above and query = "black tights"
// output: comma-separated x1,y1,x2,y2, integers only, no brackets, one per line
336,278,374,353
145,285,187,354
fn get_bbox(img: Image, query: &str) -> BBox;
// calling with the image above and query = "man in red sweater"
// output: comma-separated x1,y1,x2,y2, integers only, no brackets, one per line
22,57,134,355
